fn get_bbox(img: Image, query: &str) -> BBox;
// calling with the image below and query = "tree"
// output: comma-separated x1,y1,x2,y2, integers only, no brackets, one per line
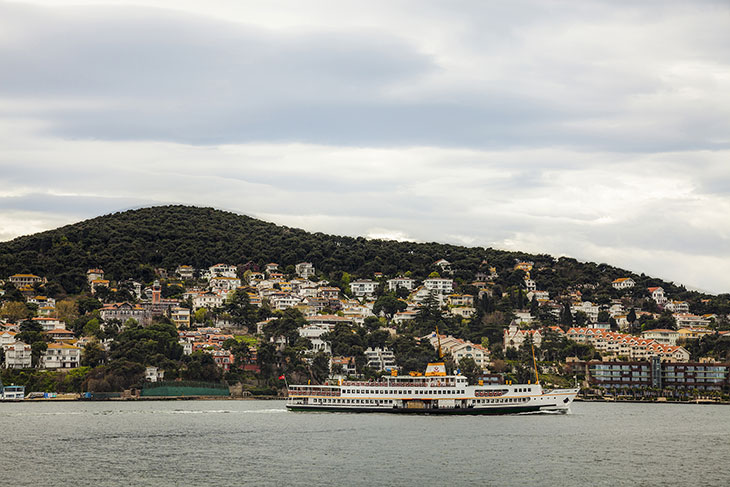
55,299,79,325
627,308,637,325
597,310,610,323
373,293,407,320
457,357,481,384
77,297,102,316
182,351,221,382
264,309,306,345
0,301,30,322
83,318,102,338
310,352,330,384
560,302,573,327
81,341,108,367
225,290,258,328
31,341,48,367
574,311,589,326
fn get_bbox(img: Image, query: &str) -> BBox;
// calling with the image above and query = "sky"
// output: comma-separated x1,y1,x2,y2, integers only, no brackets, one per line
0,0,729,294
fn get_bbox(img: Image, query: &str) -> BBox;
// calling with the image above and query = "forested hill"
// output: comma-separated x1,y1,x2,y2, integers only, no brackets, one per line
0,205,723,304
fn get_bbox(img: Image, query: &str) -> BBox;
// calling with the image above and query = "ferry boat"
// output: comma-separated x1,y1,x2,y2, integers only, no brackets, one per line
0,380,25,401
285,362,578,415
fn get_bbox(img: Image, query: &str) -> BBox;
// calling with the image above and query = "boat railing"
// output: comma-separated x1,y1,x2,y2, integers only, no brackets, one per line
289,389,341,397
340,381,456,388
475,390,507,397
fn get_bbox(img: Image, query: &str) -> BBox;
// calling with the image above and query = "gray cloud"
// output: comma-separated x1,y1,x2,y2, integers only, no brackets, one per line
2,1,728,150
0,1,729,293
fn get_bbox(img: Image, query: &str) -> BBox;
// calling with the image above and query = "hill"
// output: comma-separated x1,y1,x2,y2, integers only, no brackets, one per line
0,205,727,313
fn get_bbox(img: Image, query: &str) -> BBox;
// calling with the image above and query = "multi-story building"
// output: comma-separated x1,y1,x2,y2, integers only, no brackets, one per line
571,301,599,323
86,268,104,284
611,278,635,290
648,287,667,305
365,347,396,371
8,274,44,287
3,342,32,369
208,264,238,279
298,324,333,354
504,325,565,349
99,302,150,324
41,343,81,369
210,276,241,293
428,333,490,370
641,329,679,346
567,358,730,391
170,307,191,328
175,265,195,280
387,277,415,292
295,262,315,279
665,301,690,313
423,278,454,295
349,280,378,297
193,291,224,309
31,317,64,332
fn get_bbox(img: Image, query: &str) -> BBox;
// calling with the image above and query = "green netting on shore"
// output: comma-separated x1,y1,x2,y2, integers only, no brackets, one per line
141,381,230,397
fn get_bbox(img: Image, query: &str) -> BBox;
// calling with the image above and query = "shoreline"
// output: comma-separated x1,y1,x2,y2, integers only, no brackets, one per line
575,396,730,405
3,395,729,405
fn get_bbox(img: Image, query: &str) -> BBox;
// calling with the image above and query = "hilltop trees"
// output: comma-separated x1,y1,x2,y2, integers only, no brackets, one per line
0,301,31,322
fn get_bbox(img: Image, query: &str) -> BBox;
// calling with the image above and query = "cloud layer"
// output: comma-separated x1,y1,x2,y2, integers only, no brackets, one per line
0,1,729,293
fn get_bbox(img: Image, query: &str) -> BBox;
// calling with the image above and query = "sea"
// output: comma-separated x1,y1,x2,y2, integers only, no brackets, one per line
1,400,728,486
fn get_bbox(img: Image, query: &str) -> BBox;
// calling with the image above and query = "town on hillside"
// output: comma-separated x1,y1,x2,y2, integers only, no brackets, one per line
1,259,730,401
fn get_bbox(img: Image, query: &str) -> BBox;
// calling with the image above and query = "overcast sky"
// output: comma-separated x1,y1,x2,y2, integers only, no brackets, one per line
1,0,729,293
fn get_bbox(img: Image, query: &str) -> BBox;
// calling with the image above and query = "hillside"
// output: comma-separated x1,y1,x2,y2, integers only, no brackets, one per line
0,205,726,311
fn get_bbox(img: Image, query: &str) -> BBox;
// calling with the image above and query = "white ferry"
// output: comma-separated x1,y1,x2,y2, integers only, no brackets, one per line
286,362,578,415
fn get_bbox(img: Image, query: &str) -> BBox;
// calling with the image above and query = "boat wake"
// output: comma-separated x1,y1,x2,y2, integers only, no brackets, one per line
517,409,570,416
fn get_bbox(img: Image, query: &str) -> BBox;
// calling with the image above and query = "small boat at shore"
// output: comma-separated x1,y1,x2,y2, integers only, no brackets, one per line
285,362,578,415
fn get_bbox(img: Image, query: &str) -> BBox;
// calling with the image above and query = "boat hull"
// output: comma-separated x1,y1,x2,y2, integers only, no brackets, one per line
286,404,563,415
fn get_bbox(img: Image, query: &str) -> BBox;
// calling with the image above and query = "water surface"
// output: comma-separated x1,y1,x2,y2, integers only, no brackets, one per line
1,400,728,486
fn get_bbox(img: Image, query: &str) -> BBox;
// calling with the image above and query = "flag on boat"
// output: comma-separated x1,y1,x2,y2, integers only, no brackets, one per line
278,375,285,380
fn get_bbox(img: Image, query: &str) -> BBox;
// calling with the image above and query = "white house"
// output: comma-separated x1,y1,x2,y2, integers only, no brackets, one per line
641,329,679,346
208,264,238,279
270,294,301,311
175,265,195,280
31,317,65,332
86,268,104,285
41,343,81,369
387,277,415,292
295,262,315,279
3,341,32,369
665,301,690,313
209,276,241,293
427,334,489,370
298,324,333,354
99,302,149,325
193,291,224,309
8,274,44,287
648,287,668,305
433,259,452,274
349,280,378,297
423,278,454,295
611,278,635,290
571,301,599,323
365,347,396,371
145,366,165,382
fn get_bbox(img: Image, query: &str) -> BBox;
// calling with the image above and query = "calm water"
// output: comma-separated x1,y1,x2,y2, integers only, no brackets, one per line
1,400,729,486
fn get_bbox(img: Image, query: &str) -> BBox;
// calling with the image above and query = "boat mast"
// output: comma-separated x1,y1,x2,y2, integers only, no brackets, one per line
435,325,444,359
531,343,540,384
